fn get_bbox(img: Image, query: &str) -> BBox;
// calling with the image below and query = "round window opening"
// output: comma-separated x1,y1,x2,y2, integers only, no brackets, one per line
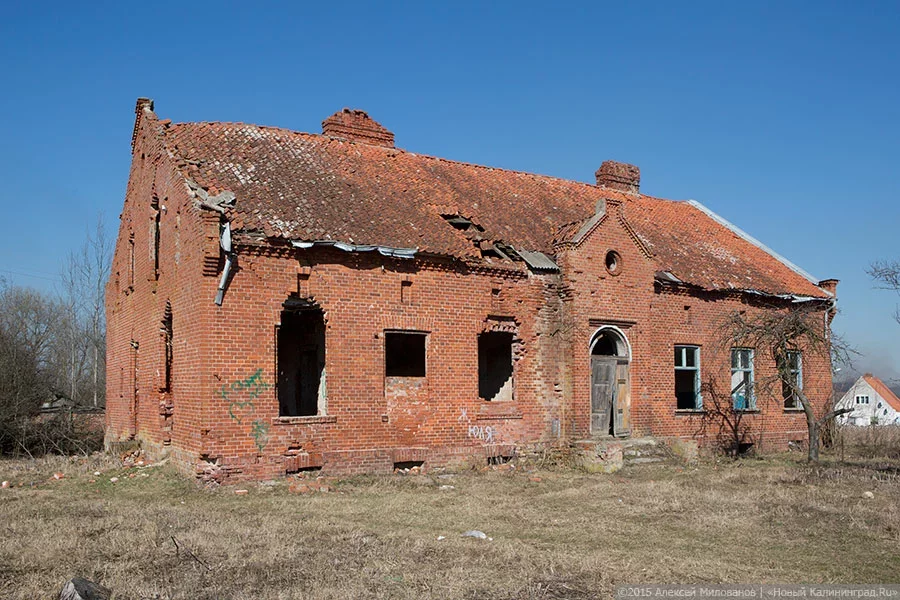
605,250,622,275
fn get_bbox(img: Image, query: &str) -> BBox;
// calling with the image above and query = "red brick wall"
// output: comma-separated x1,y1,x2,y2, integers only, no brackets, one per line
192,245,565,479
106,108,220,469
107,114,833,481
558,199,831,451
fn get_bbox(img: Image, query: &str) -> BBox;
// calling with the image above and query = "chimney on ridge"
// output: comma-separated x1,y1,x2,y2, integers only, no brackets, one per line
818,278,839,296
595,160,640,193
322,108,395,148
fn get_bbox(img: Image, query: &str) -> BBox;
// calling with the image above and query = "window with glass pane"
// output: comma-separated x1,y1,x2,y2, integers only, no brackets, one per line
674,345,701,409
731,348,754,409
780,351,802,409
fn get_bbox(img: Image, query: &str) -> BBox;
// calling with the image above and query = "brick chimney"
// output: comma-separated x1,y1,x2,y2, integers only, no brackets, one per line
322,108,394,148
818,278,839,296
595,160,640,193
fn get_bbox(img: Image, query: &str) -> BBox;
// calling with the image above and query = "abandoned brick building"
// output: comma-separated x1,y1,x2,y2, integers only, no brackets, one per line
106,98,838,480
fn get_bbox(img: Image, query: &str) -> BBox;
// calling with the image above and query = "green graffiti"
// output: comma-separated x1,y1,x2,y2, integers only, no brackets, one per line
217,369,272,451
250,419,269,452
218,369,271,423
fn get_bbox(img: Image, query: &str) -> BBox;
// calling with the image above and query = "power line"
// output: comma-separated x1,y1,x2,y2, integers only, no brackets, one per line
0,268,60,282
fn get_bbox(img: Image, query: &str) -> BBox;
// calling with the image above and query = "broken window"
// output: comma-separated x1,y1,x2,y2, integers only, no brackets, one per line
384,331,426,377
674,345,700,410
479,332,514,402
277,308,326,416
731,348,755,410
161,303,173,392
779,350,802,409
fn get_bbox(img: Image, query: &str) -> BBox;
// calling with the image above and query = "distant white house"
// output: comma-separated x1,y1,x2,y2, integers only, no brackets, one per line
836,373,900,426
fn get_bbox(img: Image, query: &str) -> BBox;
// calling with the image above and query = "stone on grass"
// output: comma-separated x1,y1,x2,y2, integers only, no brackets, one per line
59,577,111,600
462,530,488,539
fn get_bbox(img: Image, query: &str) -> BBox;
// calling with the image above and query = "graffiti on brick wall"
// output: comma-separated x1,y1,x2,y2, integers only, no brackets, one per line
250,419,270,452
468,424,496,443
218,369,271,452
218,369,270,423
458,408,497,443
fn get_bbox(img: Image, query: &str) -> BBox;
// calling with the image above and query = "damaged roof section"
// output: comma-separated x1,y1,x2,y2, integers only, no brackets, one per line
158,110,832,298
518,250,560,273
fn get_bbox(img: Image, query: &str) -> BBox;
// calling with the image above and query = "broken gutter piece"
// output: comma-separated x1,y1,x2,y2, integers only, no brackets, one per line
289,240,417,259
215,222,235,306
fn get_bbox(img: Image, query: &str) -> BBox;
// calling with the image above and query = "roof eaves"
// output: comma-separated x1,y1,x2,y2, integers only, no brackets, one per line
653,272,833,304
685,200,831,296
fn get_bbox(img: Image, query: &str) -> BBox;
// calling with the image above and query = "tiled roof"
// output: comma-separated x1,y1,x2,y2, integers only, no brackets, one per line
863,374,900,412
159,117,829,298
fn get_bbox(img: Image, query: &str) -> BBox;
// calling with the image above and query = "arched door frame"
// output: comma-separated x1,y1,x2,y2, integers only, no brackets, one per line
589,325,632,437
588,325,632,361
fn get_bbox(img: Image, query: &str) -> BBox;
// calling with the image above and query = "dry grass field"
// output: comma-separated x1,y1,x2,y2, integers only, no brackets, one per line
1,448,899,600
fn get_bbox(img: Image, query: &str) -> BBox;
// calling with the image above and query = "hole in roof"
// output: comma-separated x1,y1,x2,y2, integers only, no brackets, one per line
441,214,484,233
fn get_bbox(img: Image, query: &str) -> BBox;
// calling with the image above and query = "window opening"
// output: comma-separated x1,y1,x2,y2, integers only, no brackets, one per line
478,331,514,401
731,348,755,410
674,345,700,410
277,308,326,417
161,303,173,392
150,196,160,280
605,250,621,275
385,331,426,377
779,350,802,409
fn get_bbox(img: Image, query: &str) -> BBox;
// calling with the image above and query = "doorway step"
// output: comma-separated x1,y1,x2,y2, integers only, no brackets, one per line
574,436,673,473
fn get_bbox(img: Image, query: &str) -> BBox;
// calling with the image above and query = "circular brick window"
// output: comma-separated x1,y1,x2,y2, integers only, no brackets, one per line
605,250,622,275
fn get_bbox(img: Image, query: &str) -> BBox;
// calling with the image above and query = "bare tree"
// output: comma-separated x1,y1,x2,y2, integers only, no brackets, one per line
0,280,56,454
59,217,112,408
719,302,854,463
868,260,900,325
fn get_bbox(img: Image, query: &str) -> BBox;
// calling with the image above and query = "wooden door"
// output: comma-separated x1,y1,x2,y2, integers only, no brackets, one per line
591,357,617,435
614,361,631,436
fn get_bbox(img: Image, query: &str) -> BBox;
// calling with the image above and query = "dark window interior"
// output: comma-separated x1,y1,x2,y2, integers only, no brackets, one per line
675,371,697,409
591,333,618,356
478,332,514,401
385,332,426,377
278,309,325,416
161,304,173,392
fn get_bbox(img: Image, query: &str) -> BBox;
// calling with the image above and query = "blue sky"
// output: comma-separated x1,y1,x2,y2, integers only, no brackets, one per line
1,1,898,379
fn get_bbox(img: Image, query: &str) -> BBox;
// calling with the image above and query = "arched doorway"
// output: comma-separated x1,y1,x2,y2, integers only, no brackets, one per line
589,327,631,437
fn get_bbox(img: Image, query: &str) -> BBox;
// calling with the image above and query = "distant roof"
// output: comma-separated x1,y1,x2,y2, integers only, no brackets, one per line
153,109,831,298
862,374,900,412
